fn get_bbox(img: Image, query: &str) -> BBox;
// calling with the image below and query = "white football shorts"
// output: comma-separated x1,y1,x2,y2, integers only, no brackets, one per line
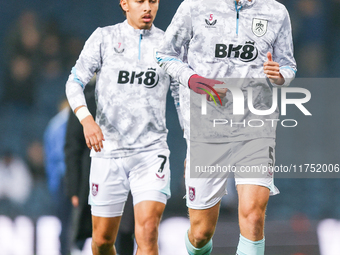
185,138,279,209
89,146,171,217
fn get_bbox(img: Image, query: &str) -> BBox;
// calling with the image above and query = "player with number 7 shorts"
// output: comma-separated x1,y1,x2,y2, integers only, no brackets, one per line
65,0,181,254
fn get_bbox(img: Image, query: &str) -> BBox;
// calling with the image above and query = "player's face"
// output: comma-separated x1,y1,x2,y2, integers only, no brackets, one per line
121,0,159,30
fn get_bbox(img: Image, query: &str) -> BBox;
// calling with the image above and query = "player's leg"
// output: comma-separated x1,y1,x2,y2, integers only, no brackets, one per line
186,201,220,254
235,184,269,255
233,138,278,255
92,215,121,255
89,157,130,255
127,145,171,255
116,191,135,255
184,141,229,255
134,199,166,255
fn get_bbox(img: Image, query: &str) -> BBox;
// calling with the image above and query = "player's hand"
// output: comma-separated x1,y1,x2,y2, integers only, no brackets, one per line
207,88,227,102
188,74,227,101
81,115,105,152
263,52,284,85
71,196,79,207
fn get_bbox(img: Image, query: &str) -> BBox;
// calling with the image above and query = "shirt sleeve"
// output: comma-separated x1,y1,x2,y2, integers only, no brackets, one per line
273,8,297,87
169,77,184,129
65,28,103,111
154,0,196,87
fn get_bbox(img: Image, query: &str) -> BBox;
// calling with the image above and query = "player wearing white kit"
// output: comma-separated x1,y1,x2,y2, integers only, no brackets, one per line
65,1,180,254
155,0,296,254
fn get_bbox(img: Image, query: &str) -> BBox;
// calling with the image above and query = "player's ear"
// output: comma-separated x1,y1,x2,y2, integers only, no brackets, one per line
120,0,129,12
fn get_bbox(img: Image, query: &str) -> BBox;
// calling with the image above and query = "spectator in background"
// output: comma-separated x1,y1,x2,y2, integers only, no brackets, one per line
2,55,35,107
1,10,42,156
23,140,56,218
0,11,77,154
4,10,42,64
2,10,42,106
29,19,69,142
44,99,73,255
0,151,33,204
0,151,33,216
0,54,36,156
26,141,46,182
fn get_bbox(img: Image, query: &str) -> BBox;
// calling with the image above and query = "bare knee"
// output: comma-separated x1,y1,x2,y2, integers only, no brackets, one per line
237,185,269,239
135,217,159,246
92,235,115,253
191,226,214,246
243,208,264,224
188,202,220,248
239,205,266,237
189,218,216,247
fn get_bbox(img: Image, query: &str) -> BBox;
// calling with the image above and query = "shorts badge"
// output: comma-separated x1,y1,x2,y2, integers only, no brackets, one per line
92,183,99,196
189,187,196,201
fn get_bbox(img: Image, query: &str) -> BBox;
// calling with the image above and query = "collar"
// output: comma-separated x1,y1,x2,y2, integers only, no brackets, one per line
123,20,153,36
226,0,256,10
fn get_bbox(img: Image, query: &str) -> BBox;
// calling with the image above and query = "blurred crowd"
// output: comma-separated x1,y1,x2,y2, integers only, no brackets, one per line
0,0,339,253
0,10,83,157
0,9,85,219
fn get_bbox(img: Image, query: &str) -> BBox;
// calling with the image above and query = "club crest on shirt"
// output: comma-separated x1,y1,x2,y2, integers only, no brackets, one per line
252,18,268,37
189,186,195,201
92,183,99,196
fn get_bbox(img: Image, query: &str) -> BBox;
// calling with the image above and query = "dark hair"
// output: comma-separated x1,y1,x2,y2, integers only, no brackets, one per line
119,1,126,17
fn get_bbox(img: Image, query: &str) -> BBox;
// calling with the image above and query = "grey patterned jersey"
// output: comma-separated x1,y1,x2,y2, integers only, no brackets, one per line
155,0,297,142
66,20,180,157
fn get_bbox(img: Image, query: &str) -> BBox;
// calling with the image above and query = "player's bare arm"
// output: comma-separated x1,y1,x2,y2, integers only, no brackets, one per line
263,52,285,85
74,105,104,152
